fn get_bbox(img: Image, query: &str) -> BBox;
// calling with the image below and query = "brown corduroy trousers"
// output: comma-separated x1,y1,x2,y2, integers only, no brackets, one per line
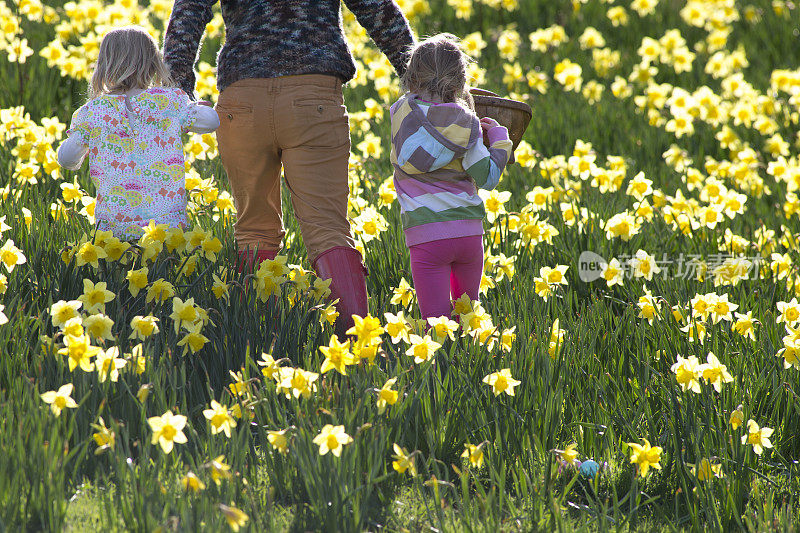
215,74,355,261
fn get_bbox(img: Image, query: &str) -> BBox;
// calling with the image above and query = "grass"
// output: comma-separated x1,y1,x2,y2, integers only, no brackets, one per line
3,0,800,531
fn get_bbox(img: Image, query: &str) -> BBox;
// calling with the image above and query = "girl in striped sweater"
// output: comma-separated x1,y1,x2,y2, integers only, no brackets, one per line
390,34,513,320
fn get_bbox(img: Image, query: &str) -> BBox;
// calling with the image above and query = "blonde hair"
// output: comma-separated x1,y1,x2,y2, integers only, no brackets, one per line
401,33,474,109
90,26,174,98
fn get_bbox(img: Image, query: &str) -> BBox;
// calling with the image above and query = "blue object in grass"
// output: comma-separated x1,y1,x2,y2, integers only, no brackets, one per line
579,459,600,479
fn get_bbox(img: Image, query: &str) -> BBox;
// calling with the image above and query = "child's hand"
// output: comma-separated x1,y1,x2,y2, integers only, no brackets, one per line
197,100,213,107
480,117,500,130
479,116,510,146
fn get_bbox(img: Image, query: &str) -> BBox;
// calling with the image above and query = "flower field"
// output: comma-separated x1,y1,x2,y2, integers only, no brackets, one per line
3,0,800,530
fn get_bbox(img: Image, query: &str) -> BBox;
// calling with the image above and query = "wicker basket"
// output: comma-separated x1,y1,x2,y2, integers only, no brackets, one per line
469,88,532,164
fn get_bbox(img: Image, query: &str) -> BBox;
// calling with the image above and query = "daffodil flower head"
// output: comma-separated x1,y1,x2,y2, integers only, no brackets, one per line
698,352,733,392
40,383,78,417
267,428,290,454
406,334,441,364
627,438,662,477
177,321,210,354
219,504,249,531
91,416,115,453
147,410,188,454
392,443,417,475
203,400,237,438
742,419,774,455
181,472,206,492
313,424,353,457
390,278,416,307
51,300,82,329
462,442,486,468
319,335,355,375
384,311,412,344
206,454,232,485
689,458,723,482
671,354,702,393
427,316,459,343
553,442,580,465
482,368,521,397
95,347,127,383
377,377,399,414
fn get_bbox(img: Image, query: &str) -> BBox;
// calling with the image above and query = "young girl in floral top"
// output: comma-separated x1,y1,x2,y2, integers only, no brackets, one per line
57,26,219,241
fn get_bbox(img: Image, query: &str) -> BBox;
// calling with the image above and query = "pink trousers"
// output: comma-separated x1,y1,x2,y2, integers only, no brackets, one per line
408,235,484,320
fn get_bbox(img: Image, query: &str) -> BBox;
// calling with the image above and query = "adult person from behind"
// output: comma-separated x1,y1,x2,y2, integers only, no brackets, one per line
163,1,415,336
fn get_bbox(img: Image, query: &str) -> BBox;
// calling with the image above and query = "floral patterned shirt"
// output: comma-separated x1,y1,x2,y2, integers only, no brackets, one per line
66,87,198,240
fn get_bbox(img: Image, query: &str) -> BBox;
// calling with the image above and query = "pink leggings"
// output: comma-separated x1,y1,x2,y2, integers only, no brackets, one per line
408,235,484,320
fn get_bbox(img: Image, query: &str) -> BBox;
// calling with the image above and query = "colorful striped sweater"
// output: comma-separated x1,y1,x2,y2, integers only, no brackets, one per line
390,93,513,247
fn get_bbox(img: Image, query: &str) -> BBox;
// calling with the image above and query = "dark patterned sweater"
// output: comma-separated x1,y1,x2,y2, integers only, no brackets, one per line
163,0,415,98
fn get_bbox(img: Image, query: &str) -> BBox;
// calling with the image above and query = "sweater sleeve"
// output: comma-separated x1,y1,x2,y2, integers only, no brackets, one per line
57,135,89,170
342,0,415,77
163,0,217,99
188,104,221,134
462,126,513,190
58,105,91,170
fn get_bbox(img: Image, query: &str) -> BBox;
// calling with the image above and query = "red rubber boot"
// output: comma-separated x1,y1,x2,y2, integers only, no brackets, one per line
238,248,279,274
312,246,369,338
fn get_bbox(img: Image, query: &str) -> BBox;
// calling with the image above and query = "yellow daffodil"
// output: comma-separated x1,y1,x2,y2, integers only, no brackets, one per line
392,443,416,475
40,383,78,417
74,241,107,268
267,429,290,454
169,296,199,333
147,410,188,454
698,352,733,392
462,442,485,468
0,239,26,272
206,455,232,485
95,347,127,383
346,314,384,345
181,472,206,493
384,311,411,344
257,352,280,380
130,315,159,340
319,335,354,375
177,322,210,354
51,300,82,329
83,313,114,341
78,278,115,314
91,416,115,454
689,458,723,482
671,354,702,393
126,267,149,297
627,438,662,477
427,316,459,343
313,424,353,457
406,334,441,364
377,377,399,414
730,405,744,430
553,442,580,465
146,278,175,304
203,400,237,438
219,503,249,531
482,368,521,397
390,277,416,307
59,334,99,372
742,419,774,455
